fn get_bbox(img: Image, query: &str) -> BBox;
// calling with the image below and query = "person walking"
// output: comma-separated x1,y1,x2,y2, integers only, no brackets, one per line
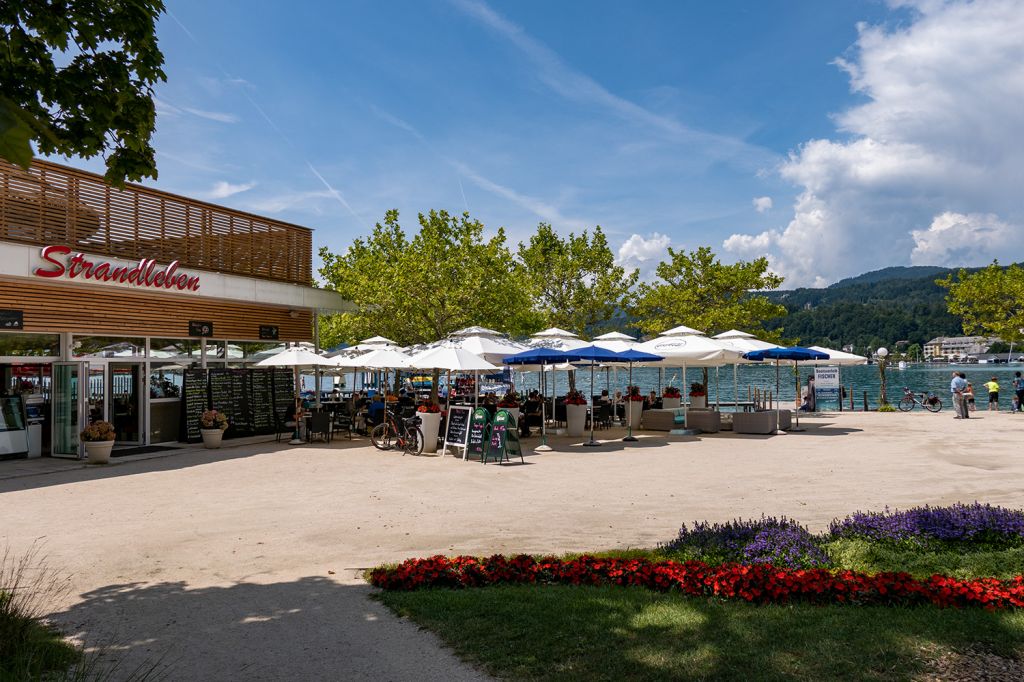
950,371,968,419
984,376,1000,412
964,380,976,412
1013,371,1024,413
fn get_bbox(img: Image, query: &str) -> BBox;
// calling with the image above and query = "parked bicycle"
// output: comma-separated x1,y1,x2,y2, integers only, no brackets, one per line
370,409,424,455
898,387,943,412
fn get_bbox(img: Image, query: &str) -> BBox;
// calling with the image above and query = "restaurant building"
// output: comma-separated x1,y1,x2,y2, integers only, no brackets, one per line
0,159,349,460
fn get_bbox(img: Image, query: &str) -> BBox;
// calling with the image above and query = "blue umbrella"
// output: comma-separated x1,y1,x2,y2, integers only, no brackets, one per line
742,346,830,430
567,346,664,445
503,347,572,449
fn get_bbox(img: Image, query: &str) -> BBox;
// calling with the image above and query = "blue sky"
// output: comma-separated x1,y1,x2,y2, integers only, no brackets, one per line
57,1,1024,287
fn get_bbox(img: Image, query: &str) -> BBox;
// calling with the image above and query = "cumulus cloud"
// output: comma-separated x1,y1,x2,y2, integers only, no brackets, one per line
724,0,1024,286
206,180,256,199
752,196,773,213
617,233,671,279
910,212,1018,267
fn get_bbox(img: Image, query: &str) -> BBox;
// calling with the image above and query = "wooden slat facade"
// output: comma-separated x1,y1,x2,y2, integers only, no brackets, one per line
0,277,312,341
0,159,313,285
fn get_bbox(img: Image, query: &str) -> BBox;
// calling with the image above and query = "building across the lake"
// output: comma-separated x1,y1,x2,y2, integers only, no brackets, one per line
923,335,997,362
0,159,349,460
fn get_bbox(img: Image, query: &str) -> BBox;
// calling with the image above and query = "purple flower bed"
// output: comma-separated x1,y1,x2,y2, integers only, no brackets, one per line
829,503,1024,546
661,517,831,569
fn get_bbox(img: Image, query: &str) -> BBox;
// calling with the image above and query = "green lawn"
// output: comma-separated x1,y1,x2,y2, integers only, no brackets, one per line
379,585,1024,681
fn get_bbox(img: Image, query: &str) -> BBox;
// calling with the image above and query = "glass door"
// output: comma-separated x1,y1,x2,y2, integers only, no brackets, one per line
109,363,143,444
52,361,88,459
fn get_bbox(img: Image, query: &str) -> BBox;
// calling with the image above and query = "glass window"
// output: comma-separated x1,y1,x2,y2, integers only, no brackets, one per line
0,332,60,357
73,336,145,358
149,363,184,399
150,338,203,360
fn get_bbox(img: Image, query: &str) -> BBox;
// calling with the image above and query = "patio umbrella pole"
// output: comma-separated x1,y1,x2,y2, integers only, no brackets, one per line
535,367,552,452
715,366,720,410
791,360,806,431
733,363,739,410
290,365,303,444
583,362,600,446
623,361,638,442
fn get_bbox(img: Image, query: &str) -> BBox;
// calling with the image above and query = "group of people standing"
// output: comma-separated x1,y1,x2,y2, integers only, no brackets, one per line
950,371,1024,418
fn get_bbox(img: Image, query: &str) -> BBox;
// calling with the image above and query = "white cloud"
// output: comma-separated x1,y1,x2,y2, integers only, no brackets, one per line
724,0,1024,286
910,212,1018,267
205,180,256,199
182,107,239,123
243,190,337,214
617,233,671,279
752,196,773,213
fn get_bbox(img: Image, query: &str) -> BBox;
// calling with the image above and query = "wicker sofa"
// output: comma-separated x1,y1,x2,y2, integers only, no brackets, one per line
733,410,782,434
684,409,721,433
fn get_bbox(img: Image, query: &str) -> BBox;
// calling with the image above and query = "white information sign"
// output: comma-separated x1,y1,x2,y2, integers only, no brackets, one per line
814,366,840,400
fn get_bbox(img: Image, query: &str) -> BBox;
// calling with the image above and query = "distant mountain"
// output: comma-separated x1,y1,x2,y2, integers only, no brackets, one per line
763,266,968,352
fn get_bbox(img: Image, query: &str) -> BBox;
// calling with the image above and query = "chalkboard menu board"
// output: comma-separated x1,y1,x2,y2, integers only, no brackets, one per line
180,369,208,443
467,408,491,460
444,406,472,454
208,368,253,438
250,369,275,435
272,368,295,422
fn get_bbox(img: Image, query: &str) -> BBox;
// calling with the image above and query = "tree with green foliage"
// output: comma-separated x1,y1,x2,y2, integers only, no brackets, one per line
318,210,534,397
0,1,166,185
938,262,1024,344
634,246,786,339
516,224,637,337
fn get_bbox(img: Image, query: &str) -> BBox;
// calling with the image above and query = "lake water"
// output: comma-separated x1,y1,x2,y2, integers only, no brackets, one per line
511,363,1024,411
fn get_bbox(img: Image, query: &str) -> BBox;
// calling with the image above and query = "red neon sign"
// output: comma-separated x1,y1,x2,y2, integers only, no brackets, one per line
33,245,201,292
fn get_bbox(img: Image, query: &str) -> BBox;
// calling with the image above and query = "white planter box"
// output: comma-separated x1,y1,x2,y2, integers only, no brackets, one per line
626,401,643,430
417,411,441,453
84,440,114,464
690,395,707,409
662,397,681,409
566,404,587,437
201,428,224,449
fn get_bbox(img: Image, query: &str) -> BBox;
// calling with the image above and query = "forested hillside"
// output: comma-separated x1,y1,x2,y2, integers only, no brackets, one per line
763,267,965,351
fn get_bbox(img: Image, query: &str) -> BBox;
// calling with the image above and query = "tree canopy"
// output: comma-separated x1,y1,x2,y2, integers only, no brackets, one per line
318,209,533,349
516,224,637,337
0,0,166,185
633,246,786,338
938,262,1024,344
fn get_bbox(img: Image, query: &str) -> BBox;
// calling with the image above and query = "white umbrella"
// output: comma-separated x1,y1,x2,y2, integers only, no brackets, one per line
527,328,590,419
408,346,500,410
334,348,411,369
592,332,637,397
808,346,867,365
662,324,704,336
255,347,334,444
713,330,781,410
348,336,404,352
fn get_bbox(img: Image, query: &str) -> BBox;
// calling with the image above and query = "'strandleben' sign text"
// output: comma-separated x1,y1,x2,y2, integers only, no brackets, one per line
33,245,200,292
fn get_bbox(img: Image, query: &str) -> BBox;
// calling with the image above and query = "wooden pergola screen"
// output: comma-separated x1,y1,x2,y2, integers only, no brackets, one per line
0,159,313,286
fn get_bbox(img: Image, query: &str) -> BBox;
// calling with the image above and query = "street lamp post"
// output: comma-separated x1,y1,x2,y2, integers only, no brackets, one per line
877,347,889,406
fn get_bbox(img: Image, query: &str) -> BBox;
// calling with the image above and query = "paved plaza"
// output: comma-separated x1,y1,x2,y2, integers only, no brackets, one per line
2,411,1021,679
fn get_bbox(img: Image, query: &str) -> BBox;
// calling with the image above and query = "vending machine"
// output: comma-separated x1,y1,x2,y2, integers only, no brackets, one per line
0,395,28,459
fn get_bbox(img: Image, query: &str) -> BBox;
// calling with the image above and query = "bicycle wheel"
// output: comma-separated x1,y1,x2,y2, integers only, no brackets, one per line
371,422,395,450
898,396,915,412
402,426,424,456
925,398,942,413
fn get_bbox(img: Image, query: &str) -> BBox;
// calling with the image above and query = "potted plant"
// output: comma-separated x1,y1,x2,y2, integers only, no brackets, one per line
497,391,521,424
689,382,707,409
662,385,682,409
81,420,115,464
200,408,229,449
416,401,442,453
564,390,588,437
625,386,645,429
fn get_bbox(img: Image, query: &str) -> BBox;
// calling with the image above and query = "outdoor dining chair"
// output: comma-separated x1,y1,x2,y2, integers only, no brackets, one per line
307,411,332,443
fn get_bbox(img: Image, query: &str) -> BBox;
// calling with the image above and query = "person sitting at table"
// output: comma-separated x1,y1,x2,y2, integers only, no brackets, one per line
367,394,386,427
284,398,303,438
521,393,542,437
598,389,610,403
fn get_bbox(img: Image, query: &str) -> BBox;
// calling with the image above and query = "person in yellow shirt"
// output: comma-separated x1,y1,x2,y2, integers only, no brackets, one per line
984,377,1000,411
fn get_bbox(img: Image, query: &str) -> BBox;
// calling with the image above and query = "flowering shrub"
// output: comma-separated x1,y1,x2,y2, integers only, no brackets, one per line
80,420,115,442
830,503,1024,547
417,401,441,413
626,386,644,402
200,409,229,430
663,386,681,398
369,554,1024,609
564,390,587,406
661,517,830,569
689,382,706,397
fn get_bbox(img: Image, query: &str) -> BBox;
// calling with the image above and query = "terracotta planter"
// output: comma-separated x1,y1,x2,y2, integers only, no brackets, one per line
84,440,114,464
416,411,441,453
626,401,643,430
566,404,587,437
690,395,707,409
662,397,681,409
201,428,225,449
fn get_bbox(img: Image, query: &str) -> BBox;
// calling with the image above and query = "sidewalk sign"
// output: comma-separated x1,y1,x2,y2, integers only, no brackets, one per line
485,409,523,464
442,405,473,458
466,407,491,461
814,366,841,402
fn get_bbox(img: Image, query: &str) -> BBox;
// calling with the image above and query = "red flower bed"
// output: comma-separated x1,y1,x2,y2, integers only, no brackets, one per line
369,554,1024,610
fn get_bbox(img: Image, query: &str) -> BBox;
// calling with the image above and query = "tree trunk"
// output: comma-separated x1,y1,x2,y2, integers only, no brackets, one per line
430,368,440,404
